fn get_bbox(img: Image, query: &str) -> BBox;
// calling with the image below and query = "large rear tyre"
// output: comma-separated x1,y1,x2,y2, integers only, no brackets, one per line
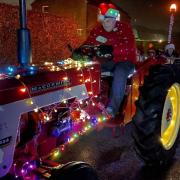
132,64,180,166
50,161,99,180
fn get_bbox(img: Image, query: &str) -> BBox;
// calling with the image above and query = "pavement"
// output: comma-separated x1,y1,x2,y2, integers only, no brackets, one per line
60,122,180,180
1,122,180,180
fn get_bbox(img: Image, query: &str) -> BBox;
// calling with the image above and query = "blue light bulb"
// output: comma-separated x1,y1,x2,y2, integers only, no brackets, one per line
29,66,34,70
8,66,14,72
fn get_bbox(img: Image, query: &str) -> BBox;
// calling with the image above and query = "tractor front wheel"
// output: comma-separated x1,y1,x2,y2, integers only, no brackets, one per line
132,64,180,166
50,161,99,180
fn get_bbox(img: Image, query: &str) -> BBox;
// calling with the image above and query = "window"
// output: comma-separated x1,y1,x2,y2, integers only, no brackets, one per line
77,29,84,36
42,5,49,13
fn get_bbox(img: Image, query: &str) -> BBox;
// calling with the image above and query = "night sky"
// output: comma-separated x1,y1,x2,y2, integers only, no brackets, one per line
112,0,180,32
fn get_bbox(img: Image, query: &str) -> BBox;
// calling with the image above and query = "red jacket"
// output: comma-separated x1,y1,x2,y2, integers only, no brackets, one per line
84,21,137,64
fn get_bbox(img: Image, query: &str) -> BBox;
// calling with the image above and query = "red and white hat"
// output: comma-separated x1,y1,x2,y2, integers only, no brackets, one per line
97,3,120,22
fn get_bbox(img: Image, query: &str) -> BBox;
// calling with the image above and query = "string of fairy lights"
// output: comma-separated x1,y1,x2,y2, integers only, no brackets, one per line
8,58,108,179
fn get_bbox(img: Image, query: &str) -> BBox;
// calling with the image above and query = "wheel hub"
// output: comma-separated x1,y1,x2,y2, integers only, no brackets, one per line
161,83,180,150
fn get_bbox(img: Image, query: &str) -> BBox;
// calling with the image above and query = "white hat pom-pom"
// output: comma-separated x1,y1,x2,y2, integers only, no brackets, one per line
97,14,105,22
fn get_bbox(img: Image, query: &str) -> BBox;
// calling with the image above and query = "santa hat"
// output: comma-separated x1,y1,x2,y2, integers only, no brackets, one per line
97,3,120,22
165,43,175,51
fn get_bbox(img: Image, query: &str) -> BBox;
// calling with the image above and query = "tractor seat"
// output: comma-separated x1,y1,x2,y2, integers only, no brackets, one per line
101,71,113,77
101,70,135,85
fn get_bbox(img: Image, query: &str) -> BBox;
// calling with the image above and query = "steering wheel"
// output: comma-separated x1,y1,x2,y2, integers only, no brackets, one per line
80,44,113,59
79,45,96,57
68,44,113,61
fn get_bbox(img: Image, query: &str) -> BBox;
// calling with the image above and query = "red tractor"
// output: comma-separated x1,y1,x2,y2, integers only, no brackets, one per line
0,0,180,179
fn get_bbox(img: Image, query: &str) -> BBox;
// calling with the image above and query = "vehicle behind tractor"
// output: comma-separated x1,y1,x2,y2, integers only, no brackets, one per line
0,0,180,179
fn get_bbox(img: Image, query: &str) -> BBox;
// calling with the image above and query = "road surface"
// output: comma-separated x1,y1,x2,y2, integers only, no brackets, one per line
60,122,180,180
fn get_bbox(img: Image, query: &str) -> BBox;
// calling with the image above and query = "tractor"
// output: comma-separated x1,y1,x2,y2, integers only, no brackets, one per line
0,0,180,179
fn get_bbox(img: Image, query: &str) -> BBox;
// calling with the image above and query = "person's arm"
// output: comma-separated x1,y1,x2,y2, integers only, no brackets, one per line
83,26,100,46
71,27,98,61
112,22,136,64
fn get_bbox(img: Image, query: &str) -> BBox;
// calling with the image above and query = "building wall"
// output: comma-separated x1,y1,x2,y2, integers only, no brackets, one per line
87,4,98,35
32,0,87,39
0,3,81,65
0,0,35,9
32,0,131,39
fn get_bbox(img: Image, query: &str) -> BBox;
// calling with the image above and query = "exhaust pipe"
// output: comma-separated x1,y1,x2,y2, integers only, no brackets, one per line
17,0,31,67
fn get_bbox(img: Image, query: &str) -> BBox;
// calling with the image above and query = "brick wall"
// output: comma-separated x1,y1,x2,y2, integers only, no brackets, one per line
0,3,81,66
31,0,131,39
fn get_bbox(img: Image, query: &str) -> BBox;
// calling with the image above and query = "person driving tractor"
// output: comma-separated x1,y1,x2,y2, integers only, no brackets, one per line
73,3,137,119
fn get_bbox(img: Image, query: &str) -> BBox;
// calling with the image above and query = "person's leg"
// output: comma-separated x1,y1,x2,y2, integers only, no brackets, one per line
97,60,115,117
101,60,115,72
107,61,135,117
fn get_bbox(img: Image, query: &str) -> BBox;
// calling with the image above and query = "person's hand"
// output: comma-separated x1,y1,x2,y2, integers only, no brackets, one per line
71,45,95,61
95,45,113,60
71,48,83,61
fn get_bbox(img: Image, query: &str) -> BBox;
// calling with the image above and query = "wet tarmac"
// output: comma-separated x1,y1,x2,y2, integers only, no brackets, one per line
60,123,180,180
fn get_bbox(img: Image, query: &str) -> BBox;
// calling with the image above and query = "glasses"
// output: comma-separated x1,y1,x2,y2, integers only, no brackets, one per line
104,16,116,19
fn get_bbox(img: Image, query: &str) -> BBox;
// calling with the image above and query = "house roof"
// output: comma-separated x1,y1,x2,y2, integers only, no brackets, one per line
134,25,167,41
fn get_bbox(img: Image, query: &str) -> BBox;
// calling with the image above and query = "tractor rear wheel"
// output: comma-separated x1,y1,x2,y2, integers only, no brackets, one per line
132,64,180,166
50,161,99,180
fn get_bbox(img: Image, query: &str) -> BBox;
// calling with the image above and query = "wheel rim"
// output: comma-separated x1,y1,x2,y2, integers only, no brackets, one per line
161,83,180,150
